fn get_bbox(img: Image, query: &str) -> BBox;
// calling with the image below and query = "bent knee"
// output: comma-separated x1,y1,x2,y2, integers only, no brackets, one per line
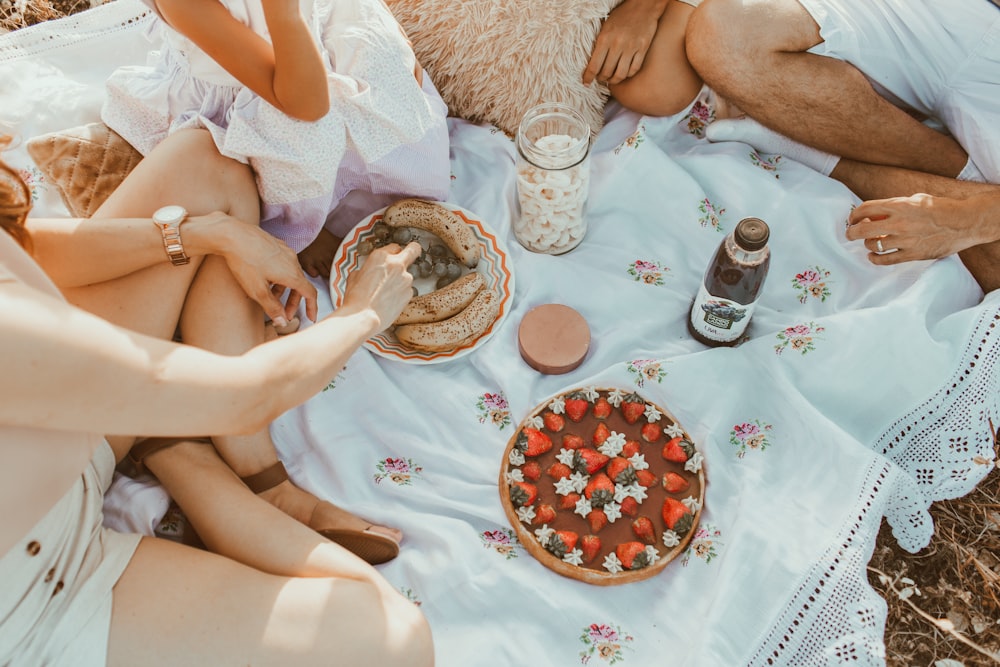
688,0,814,86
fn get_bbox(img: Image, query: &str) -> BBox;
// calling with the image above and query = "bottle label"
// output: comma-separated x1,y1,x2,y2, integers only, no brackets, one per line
690,284,757,343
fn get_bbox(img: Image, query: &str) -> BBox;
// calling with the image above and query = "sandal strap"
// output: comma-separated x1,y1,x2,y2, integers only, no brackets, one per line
127,436,210,476
240,460,289,494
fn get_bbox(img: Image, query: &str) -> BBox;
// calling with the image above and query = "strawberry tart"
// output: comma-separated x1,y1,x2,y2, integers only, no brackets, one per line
499,387,706,585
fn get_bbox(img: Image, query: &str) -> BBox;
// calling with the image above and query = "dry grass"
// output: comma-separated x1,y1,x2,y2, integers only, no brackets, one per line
4,2,1000,665
868,457,1000,667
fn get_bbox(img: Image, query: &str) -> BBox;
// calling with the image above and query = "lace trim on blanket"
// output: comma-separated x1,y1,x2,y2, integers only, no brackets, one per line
876,306,1000,552
0,1,152,62
748,461,898,666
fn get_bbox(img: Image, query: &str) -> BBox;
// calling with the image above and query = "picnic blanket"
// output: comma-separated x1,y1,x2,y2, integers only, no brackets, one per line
2,2,998,664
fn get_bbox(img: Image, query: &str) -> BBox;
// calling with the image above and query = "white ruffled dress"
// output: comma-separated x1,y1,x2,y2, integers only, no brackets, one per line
102,0,451,252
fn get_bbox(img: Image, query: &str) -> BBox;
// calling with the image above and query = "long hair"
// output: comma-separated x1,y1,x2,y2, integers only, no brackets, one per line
0,136,33,252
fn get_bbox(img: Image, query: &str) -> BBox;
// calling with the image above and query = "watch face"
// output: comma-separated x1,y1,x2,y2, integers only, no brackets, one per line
155,205,187,225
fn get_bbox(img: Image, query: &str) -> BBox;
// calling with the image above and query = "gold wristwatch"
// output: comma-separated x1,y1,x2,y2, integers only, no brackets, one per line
153,205,190,266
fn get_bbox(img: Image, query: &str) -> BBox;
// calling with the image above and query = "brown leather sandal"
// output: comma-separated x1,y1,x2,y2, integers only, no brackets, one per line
241,461,401,565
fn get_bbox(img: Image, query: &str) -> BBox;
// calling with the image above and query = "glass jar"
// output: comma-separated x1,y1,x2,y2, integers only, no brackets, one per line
514,103,591,254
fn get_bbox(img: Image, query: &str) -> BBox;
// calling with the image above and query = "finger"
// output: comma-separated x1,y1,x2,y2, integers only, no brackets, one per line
627,51,645,79
284,289,304,321
848,201,892,226
864,236,896,254
608,51,636,84
583,48,608,85
398,240,423,265
599,54,621,84
845,219,892,242
257,291,291,327
867,248,913,266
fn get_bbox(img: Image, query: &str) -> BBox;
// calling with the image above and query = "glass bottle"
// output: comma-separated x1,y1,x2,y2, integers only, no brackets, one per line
688,217,771,346
514,103,591,254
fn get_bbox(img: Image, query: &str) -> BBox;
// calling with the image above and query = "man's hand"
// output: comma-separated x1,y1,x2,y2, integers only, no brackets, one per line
583,0,666,86
846,193,993,265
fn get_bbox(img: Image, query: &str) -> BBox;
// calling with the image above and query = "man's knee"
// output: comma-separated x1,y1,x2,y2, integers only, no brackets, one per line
686,0,756,83
687,0,819,89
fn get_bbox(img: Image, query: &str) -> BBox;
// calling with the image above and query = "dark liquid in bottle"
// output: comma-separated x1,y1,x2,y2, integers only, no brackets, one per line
688,220,770,347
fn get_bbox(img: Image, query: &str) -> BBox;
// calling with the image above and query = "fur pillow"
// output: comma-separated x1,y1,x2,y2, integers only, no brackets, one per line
386,0,618,137
26,122,141,218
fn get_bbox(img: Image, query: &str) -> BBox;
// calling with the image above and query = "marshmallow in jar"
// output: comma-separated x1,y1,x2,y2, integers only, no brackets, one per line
514,103,591,254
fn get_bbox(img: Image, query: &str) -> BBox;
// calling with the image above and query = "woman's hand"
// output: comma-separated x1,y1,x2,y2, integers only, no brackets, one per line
338,242,422,332
583,0,667,85
846,193,995,265
212,216,319,325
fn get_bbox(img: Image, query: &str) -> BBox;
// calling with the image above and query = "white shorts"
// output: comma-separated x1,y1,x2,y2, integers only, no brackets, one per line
797,0,1000,181
0,442,142,666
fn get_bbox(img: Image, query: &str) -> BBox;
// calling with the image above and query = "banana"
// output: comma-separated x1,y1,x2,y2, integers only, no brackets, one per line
383,198,481,268
394,288,501,352
394,271,485,326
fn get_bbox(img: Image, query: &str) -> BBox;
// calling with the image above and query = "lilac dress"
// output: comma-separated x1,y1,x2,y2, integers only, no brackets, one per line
102,0,451,251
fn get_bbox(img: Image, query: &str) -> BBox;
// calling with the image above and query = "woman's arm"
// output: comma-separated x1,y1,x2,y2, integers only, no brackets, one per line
0,242,420,437
154,0,329,121
26,212,319,324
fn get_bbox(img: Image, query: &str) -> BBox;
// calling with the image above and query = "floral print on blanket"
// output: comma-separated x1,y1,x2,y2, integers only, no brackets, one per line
614,126,646,154
579,623,634,665
627,259,670,286
373,457,423,485
481,527,520,560
626,359,667,387
399,587,422,607
791,266,833,303
476,391,512,430
698,198,726,232
774,322,826,356
682,524,722,566
750,150,782,178
684,99,715,138
18,166,44,201
322,367,347,391
730,420,774,458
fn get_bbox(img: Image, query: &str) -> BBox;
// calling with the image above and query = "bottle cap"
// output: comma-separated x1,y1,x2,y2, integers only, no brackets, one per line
734,217,769,251
517,304,590,374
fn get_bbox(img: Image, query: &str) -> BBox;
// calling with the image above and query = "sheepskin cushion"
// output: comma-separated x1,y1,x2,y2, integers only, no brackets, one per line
26,122,141,218
386,0,618,137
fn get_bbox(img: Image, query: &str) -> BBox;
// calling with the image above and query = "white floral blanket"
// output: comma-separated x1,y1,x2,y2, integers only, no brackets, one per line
2,2,998,664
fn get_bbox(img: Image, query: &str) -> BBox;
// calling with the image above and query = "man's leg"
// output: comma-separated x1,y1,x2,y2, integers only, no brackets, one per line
685,0,969,177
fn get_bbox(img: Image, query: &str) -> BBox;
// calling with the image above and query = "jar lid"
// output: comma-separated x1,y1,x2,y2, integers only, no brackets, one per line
734,217,770,251
517,304,590,374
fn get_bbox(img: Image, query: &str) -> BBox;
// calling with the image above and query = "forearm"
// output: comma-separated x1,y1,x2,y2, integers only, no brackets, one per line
833,159,999,201
26,212,239,287
262,0,329,121
1,282,381,437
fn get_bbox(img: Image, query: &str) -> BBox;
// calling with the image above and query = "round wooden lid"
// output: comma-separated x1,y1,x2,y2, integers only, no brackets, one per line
517,304,590,374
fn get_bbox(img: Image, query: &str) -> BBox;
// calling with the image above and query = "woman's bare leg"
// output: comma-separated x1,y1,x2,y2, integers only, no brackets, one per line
110,439,432,666
109,539,433,667
67,128,400,544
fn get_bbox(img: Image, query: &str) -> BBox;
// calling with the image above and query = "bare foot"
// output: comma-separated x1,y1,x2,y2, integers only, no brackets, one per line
297,228,342,280
257,479,402,544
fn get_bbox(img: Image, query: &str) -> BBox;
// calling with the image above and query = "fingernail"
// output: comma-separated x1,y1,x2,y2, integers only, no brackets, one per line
273,316,287,328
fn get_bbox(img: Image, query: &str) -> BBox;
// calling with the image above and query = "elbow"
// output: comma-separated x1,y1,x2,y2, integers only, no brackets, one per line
277,87,330,122
290,98,330,122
